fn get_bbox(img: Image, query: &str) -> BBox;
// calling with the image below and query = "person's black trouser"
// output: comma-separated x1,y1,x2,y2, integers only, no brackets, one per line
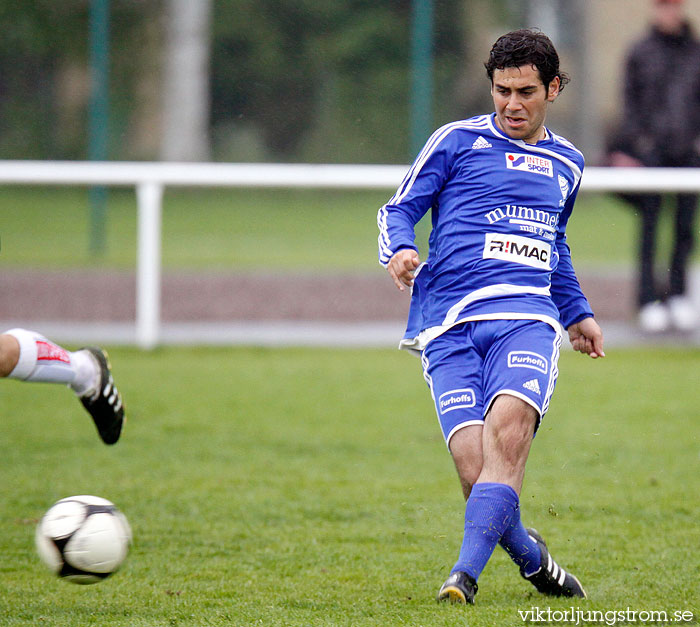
636,191,698,307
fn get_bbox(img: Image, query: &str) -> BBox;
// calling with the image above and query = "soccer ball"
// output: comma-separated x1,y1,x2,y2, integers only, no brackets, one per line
35,495,132,584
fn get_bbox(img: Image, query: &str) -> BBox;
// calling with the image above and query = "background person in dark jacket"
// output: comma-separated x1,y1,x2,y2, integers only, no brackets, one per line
608,0,700,332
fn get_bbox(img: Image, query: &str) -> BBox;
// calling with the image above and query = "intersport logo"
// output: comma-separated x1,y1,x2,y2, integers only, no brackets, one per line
505,153,553,177
483,233,551,269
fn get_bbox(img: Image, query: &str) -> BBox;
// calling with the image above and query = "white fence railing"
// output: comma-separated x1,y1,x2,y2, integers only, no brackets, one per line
1,161,698,348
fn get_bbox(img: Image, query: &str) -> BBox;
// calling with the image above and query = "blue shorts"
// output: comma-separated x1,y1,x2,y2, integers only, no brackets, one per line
421,318,562,448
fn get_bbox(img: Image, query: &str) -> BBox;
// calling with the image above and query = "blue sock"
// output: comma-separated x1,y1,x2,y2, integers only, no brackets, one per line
498,500,541,576
451,482,519,581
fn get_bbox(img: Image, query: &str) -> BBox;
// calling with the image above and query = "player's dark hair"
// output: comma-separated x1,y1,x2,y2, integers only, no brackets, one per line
484,29,570,91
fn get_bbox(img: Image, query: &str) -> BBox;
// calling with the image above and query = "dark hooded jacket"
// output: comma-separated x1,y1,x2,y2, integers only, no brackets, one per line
614,22,700,166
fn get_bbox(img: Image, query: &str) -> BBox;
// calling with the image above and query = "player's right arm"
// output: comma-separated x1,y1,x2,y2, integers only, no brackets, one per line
377,123,457,281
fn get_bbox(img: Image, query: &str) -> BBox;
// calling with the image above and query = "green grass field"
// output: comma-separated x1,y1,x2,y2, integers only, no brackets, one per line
0,186,690,271
1,346,698,626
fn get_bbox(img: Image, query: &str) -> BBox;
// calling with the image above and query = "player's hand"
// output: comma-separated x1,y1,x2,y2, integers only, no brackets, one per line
567,317,605,359
387,249,421,291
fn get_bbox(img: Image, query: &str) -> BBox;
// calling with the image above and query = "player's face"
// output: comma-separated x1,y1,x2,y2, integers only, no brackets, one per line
491,65,560,144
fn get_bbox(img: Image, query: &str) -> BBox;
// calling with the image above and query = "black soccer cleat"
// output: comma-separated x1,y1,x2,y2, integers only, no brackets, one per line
521,528,587,598
79,347,125,445
437,571,478,604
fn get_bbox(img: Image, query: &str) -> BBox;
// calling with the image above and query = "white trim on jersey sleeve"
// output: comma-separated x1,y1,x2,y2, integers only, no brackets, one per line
377,206,393,266
377,115,493,266
388,116,491,206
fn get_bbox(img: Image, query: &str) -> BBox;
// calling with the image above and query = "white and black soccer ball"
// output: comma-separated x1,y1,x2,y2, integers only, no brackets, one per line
35,495,132,584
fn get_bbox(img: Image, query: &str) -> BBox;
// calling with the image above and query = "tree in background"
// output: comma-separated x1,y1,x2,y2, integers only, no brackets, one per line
0,0,154,160
211,0,464,163
0,1,86,159
0,0,502,164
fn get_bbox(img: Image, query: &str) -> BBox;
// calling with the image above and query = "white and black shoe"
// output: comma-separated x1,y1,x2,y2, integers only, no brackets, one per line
80,347,125,445
521,528,586,598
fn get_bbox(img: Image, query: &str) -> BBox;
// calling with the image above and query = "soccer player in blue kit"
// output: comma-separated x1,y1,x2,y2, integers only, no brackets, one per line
378,29,604,604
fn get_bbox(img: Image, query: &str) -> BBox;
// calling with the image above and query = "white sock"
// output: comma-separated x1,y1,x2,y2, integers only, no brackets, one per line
4,328,99,396
68,350,100,397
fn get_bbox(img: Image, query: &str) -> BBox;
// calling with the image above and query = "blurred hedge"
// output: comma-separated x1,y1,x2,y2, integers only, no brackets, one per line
0,0,496,163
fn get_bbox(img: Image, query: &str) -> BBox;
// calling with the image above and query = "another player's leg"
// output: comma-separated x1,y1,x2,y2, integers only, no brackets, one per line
1,329,124,444
78,346,125,445
0,333,20,377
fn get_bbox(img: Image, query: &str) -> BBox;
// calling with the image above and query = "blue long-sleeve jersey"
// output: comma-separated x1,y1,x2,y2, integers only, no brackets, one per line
377,113,594,352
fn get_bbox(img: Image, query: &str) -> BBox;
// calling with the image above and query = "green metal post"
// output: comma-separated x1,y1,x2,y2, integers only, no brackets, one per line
410,0,434,158
89,0,109,255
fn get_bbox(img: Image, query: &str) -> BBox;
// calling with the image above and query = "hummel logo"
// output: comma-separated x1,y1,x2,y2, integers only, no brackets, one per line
471,136,492,149
523,379,541,395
